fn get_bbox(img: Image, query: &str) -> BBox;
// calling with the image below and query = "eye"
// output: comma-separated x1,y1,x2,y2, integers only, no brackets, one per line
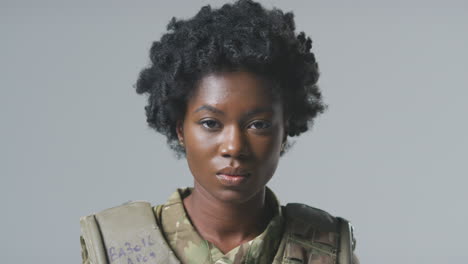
199,119,221,130
248,120,271,130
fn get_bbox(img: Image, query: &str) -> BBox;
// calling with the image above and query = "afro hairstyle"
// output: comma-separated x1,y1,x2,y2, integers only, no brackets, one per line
135,0,326,156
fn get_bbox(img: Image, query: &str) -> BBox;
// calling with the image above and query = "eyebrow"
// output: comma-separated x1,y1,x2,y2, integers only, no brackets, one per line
194,105,273,119
194,105,225,115
243,107,273,117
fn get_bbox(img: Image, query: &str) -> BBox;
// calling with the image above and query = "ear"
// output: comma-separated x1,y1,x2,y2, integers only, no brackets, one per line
176,120,184,144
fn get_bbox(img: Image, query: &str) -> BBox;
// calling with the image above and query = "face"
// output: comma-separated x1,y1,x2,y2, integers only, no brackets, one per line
176,71,286,204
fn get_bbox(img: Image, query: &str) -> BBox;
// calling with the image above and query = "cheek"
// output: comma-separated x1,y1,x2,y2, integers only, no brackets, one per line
251,138,279,158
184,128,218,160
184,133,213,180
249,131,283,159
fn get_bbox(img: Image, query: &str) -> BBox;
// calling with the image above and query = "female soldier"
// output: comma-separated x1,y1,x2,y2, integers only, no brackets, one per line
80,1,359,263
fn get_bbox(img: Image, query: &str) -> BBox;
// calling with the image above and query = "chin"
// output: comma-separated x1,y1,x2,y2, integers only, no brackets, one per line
211,186,264,205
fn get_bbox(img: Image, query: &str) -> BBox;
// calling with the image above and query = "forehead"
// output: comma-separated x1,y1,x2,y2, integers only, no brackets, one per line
189,71,280,109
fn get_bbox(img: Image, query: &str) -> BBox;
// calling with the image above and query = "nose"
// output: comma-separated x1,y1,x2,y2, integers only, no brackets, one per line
219,125,249,159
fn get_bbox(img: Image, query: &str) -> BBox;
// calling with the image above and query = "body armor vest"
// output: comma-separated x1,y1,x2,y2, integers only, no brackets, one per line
80,201,355,264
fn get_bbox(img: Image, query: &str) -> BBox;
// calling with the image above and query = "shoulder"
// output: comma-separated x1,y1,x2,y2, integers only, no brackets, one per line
282,203,340,248
283,203,357,251
278,203,359,263
284,203,339,231
79,201,180,264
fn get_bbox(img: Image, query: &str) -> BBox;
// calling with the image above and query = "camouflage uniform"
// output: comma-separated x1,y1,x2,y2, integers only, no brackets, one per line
153,188,284,264
80,187,359,264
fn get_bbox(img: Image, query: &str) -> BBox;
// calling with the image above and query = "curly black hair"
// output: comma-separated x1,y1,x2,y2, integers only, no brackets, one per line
135,0,326,156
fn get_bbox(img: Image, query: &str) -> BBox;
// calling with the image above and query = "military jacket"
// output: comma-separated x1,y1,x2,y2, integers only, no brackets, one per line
80,187,358,264
154,187,284,264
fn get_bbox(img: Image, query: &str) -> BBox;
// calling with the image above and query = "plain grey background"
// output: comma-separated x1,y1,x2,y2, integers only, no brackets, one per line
1,0,467,263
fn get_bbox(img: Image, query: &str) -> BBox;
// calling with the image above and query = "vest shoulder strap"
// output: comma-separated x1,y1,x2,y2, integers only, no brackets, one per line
277,203,355,264
80,201,180,264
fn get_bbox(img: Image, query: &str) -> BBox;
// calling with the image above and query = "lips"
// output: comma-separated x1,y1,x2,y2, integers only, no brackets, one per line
217,167,250,177
216,167,250,186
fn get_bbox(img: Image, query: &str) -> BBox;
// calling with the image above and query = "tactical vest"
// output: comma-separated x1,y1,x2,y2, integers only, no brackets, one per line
80,201,356,264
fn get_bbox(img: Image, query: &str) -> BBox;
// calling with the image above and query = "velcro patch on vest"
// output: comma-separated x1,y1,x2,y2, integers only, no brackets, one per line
284,236,337,264
282,203,339,264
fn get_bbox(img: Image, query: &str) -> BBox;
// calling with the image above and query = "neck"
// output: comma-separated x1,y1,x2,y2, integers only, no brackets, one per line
183,182,272,252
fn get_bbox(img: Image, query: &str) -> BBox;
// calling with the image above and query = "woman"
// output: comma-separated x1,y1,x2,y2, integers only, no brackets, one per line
80,1,359,263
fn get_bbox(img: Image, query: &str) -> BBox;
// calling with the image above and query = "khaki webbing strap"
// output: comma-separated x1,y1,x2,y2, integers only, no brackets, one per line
80,201,180,264
80,214,108,263
337,217,353,264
